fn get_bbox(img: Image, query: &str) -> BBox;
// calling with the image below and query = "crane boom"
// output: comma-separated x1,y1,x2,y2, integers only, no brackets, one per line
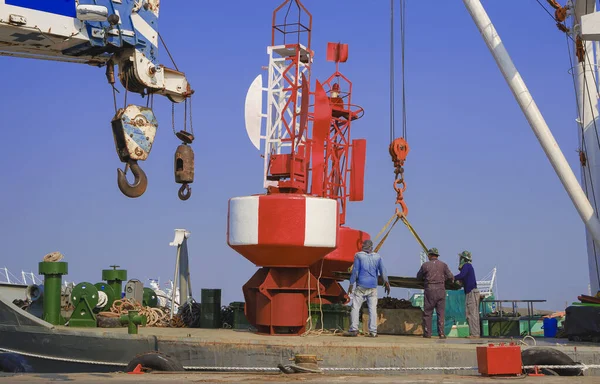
0,0,191,101
0,0,194,198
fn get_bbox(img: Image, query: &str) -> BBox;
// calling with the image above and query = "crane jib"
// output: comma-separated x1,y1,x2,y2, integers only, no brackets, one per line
5,0,76,18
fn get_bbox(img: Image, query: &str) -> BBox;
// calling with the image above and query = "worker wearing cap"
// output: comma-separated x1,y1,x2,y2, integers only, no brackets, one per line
344,239,390,337
454,250,480,338
417,248,454,339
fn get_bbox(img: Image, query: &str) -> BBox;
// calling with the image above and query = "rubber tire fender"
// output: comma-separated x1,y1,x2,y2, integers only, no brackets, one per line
125,351,184,372
521,347,583,376
0,353,33,373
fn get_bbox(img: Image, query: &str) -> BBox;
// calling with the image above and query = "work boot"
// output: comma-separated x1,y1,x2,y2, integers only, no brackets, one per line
423,335,431,339
439,334,447,339
343,330,358,337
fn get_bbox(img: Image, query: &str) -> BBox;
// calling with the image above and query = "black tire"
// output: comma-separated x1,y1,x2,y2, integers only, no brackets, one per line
125,351,184,372
0,353,33,373
521,347,583,376
540,368,559,376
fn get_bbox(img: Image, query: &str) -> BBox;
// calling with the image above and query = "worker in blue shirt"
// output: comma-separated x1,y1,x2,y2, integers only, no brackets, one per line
344,239,390,337
454,250,480,338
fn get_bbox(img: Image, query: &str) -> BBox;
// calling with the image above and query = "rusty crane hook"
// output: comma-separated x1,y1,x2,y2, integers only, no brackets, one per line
178,184,192,201
117,160,148,198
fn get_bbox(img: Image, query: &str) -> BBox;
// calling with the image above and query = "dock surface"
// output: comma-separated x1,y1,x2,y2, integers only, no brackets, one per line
45,327,600,375
1,372,599,383
3,315,600,377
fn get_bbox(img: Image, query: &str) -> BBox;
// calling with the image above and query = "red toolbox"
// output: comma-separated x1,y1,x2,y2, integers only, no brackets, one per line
476,342,522,376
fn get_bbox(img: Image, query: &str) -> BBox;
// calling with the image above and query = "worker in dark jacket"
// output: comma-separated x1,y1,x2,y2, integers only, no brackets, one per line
417,248,454,339
454,250,480,338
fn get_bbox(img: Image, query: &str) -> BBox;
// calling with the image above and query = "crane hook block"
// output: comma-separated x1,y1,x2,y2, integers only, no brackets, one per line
111,105,158,163
389,137,410,167
178,184,192,201
117,161,148,198
175,144,194,201
174,144,194,184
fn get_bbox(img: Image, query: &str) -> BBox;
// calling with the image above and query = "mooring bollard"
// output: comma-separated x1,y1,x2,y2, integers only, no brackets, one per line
120,310,147,335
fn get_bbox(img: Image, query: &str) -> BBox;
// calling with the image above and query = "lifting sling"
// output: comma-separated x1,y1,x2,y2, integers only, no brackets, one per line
349,0,428,275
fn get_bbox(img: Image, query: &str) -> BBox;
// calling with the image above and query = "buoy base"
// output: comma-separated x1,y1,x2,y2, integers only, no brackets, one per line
243,267,325,335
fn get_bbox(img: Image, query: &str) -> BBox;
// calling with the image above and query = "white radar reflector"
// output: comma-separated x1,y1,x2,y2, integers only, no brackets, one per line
244,74,263,150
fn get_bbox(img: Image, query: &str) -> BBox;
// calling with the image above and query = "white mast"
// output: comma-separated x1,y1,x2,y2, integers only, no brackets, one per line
463,0,600,295
573,0,600,296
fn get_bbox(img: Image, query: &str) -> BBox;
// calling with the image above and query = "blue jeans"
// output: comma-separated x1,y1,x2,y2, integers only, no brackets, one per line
349,286,378,334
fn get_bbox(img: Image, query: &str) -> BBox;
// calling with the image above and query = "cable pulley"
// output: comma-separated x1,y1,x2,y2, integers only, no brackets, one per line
370,0,427,254
172,98,195,201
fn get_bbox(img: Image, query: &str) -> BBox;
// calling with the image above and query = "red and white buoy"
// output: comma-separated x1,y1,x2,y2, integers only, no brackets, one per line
228,0,368,335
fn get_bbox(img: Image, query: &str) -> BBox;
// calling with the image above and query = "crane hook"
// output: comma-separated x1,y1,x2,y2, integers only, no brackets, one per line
117,160,148,198
178,183,192,201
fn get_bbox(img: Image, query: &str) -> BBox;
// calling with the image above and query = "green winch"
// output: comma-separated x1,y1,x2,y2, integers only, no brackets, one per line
69,282,99,327
102,265,127,299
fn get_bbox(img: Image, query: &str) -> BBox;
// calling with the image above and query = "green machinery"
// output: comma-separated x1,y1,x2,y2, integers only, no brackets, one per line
69,282,102,327
102,265,127,299
95,282,117,310
39,262,157,328
38,260,68,325
120,310,147,334
143,287,158,307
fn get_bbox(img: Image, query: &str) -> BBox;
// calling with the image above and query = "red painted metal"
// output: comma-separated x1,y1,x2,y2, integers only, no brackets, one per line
227,194,337,267
234,1,324,336
326,42,349,63
476,343,523,376
243,267,324,335
311,227,369,278
310,80,333,197
305,43,369,305
315,43,365,225
232,5,371,335
299,73,310,143
310,227,370,304
350,139,366,202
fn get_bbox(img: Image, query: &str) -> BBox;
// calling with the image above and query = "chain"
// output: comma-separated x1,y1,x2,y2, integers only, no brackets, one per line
389,137,410,217
184,98,188,132
0,347,127,367
112,87,118,113
394,165,406,213
389,1,410,217
186,366,280,371
323,366,478,372
172,100,193,137
190,94,194,135
522,364,592,370
172,102,176,135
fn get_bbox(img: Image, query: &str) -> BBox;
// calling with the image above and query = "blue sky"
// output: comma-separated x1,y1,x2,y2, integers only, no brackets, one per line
0,1,590,311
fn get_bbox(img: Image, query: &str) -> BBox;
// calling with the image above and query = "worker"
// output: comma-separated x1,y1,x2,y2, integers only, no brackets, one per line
344,239,390,337
417,248,454,339
454,250,480,338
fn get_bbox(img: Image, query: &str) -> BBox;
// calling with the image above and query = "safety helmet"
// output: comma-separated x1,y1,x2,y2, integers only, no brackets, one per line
427,248,440,257
458,250,472,262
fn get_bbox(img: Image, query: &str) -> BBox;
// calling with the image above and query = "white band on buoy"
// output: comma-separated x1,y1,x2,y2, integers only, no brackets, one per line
97,291,108,308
